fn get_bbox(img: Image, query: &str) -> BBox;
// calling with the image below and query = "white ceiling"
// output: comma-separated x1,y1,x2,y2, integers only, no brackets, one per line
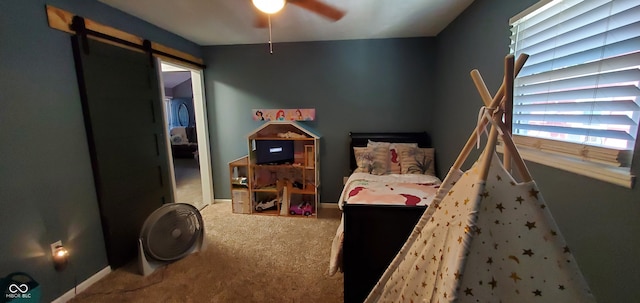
99,0,474,46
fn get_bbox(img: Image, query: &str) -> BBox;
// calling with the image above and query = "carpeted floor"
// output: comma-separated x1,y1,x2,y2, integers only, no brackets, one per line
69,200,344,303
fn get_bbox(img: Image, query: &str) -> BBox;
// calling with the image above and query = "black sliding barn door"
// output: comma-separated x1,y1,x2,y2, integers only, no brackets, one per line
72,36,173,268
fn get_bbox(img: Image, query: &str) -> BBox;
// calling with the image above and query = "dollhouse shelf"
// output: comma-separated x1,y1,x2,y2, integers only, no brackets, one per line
229,121,320,217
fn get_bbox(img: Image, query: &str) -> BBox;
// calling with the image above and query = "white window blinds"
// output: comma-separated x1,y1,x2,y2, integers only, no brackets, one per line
509,0,640,167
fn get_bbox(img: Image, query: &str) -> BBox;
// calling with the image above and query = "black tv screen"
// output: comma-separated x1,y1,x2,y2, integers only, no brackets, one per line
255,140,294,165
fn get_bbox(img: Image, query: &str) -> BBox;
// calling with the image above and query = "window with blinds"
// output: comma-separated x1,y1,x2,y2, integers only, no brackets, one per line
509,0,640,170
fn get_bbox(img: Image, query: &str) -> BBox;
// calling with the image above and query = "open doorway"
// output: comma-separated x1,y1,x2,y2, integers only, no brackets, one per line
159,60,213,210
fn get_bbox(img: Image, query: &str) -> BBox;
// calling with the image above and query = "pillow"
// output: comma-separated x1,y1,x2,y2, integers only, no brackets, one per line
171,134,184,144
389,143,418,174
367,141,391,175
353,147,373,173
170,127,188,145
369,145,390,175
400,147,436,176
367,140,391,147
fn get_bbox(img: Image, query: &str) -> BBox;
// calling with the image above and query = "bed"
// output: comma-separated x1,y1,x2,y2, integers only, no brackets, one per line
329,132,442,303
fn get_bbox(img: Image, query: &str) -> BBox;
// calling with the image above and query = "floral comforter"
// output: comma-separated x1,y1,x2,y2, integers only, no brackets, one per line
338,173,442,209
329,173,442,276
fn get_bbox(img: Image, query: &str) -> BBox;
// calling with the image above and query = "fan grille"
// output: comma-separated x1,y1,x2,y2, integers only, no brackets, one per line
142,204,203,261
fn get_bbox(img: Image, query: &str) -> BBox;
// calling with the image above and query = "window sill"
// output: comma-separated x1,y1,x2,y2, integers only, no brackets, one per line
496,145,635,189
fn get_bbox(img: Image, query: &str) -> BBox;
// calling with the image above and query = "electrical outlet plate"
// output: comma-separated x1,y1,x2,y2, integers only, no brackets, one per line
50,240,62,255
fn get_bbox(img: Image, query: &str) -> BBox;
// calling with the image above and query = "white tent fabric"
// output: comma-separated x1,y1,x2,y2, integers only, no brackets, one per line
365,152,595,302
365,53,595,302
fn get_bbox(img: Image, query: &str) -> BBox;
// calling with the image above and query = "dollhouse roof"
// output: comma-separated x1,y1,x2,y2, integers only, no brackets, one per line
247,121,321,139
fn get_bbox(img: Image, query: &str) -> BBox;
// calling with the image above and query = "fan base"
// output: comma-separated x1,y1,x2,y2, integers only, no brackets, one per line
138,234,207,276
138,239,163,276
138,203,207,276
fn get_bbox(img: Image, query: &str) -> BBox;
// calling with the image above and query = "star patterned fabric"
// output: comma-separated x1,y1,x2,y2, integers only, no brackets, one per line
365,153,595,302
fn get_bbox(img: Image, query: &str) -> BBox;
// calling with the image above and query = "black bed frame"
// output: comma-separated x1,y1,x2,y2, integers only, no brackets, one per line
343,132,432,303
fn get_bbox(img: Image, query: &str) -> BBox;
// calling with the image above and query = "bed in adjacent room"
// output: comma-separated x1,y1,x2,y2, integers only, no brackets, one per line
329,132,443,303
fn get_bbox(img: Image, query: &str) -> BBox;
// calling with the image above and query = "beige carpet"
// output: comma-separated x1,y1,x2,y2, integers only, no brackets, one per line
69,201,344,303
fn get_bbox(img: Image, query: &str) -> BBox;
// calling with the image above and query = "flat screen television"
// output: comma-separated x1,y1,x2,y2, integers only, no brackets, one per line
255,140,294,165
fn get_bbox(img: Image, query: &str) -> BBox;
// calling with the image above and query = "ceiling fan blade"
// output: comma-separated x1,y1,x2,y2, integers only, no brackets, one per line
254,12,269,28
288,0,345,21
251,3,270,28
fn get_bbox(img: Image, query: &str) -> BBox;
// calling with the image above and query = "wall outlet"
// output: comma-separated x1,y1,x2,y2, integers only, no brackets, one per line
50,240,62,255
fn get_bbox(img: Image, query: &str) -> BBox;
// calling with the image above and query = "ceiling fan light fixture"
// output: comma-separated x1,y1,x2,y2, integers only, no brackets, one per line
252,0,286,14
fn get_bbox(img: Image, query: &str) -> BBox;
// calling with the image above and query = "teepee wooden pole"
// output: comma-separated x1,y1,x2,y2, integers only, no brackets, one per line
479,125,499,182
471,71,494,107
494,116,533,182
503,54,515,172
451,53,528,171
470,58,532,183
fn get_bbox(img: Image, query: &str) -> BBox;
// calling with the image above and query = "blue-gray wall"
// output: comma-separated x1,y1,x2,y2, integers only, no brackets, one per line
0,0,201,301
203,38,437,202
432,0,640,301
173,77,194,99
2,0,638,302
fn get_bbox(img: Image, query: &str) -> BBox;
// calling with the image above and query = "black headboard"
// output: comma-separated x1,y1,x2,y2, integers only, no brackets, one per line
349,132,432,172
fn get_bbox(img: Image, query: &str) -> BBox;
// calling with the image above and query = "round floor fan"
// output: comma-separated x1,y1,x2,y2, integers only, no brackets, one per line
138,203,206,276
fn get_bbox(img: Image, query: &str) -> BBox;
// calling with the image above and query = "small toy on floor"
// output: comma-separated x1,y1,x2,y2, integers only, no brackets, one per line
289,201,313,216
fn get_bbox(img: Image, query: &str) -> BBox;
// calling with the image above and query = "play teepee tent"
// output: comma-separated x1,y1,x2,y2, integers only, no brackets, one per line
365,54,596,302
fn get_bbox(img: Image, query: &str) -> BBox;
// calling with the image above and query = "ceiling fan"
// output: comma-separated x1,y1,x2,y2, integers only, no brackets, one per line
252,0,346,28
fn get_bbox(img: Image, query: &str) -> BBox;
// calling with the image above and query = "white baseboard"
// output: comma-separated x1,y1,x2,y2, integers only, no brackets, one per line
52,266,111,303
214,198,231,203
